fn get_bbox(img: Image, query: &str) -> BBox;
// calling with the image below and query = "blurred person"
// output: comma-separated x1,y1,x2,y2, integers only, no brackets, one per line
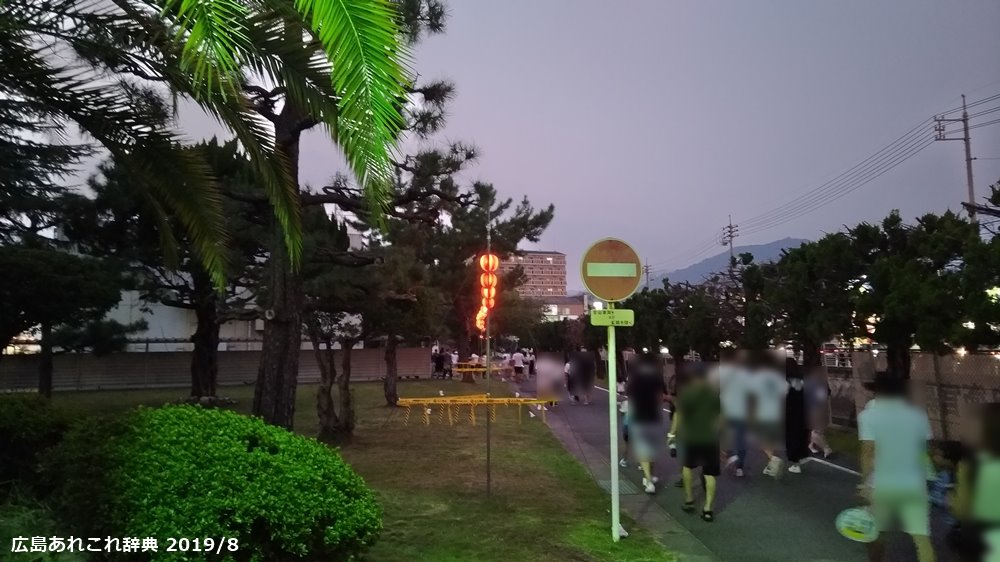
713,348,751,477
748,352,788,477
536,354,563,406
784,358,809,474
528,349,536,377
626,352,669,493
806,365,834,457
573,347,597,405
432,349,445,379
671,362,722,522
441,347,453,379
951,402,1000,561
857,371,935,562
563,351,577,403
619,397,631,468
450,349,459,378
928,440,962,530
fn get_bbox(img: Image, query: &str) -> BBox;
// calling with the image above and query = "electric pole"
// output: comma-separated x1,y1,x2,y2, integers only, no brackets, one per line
934,94,977,223
642,260,651,288
720,215,739,274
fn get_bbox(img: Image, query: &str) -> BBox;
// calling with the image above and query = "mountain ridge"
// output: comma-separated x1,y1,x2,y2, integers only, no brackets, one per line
654,237,808,286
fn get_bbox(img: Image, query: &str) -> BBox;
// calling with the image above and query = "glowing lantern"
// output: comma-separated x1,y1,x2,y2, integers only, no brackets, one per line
475,253,500,329
479,253,499,273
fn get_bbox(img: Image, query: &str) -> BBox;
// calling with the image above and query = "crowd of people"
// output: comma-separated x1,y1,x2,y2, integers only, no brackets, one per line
613,350,999,562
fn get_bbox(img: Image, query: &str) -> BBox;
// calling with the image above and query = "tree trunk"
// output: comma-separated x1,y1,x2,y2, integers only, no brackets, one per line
886,344,911,379
253,110,304,429
190,266,220,398
38,322,53,398
383,335,399,406
457,324,471,361
335,342,356,442
802,343,822,368
311,332,340,444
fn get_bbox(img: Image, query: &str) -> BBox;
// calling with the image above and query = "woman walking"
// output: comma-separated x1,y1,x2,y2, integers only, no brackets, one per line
785,358,810,474
806,366,834,457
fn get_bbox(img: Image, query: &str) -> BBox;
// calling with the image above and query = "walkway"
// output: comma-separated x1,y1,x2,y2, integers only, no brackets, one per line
518,379,952,561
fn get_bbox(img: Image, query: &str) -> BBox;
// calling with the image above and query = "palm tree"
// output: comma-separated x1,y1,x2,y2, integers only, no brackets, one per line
1,0,411,286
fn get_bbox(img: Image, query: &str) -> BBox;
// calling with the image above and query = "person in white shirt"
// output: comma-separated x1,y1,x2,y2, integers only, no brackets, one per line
858,372,934,562
511,350,526,381
712,348,751,477
747,352,789,477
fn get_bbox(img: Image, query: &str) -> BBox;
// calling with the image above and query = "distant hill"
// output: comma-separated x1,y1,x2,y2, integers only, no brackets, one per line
654,237,808,285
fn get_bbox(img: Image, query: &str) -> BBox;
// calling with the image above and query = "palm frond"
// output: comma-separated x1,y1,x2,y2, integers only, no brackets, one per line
290,0,412,221
165,0,249,97
95,0,304,265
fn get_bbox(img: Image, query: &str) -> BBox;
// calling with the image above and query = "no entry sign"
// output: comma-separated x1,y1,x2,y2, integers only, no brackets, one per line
580,238,642,302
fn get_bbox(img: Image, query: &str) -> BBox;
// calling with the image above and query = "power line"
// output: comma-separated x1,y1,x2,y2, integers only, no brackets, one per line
741,138,935,236
649,91,1000,273
741,125,935,231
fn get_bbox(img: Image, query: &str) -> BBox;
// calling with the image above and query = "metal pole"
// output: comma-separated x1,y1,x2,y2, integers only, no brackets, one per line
485,211,493,498
607,302,620,541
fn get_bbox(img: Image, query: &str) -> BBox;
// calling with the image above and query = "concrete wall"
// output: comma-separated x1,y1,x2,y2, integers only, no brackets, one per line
0,347,432,392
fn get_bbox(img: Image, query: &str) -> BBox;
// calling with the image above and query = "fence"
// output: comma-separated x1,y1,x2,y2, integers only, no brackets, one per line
851,351,1000,439
0,347,432,392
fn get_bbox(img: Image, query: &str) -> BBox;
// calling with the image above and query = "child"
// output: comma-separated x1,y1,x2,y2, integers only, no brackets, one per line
930,440,962,528
619,399,631,467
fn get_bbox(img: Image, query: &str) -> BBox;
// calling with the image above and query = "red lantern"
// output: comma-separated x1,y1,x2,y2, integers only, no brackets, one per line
481,297,495,310
479,253,499,273
480,272,497,289
481,286,496,299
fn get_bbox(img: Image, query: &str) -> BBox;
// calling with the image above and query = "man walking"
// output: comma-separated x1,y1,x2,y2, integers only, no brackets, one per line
511,349,526,382
671,362,722,522
714,348,750,477
626,352,669,494
748,353,788,477
858,371,935,562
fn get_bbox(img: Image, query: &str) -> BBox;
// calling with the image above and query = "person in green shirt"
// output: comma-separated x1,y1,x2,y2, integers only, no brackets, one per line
670,362,722,522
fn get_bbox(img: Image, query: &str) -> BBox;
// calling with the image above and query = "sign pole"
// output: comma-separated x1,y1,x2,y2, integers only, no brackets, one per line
579,237,641,543
607,302,620,540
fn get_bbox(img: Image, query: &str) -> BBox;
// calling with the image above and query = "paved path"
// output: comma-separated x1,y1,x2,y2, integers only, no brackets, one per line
518,379,956,561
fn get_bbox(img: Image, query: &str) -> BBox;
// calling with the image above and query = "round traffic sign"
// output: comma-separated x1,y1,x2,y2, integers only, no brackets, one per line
580,238,642,302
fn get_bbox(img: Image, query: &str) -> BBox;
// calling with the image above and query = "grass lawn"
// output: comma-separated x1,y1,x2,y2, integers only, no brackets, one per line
826,426,861,461
52,381,676,562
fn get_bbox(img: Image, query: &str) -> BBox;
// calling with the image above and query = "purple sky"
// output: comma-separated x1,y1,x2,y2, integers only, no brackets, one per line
190,1,1000,291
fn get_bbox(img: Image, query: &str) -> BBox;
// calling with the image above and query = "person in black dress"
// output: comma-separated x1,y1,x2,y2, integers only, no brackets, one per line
784,357,809,474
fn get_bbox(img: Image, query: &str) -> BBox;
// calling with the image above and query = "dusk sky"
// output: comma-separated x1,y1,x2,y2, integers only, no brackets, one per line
189,1,1000,291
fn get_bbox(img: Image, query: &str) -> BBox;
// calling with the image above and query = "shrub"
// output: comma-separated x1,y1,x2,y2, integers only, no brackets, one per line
49,405,381,561
0,496,86,562
0,394,68,497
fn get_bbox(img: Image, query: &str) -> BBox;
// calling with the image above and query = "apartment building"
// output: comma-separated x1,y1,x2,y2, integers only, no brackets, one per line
500,250,567,298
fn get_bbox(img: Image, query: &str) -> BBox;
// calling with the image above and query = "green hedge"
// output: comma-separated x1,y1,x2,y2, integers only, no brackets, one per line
0,394,68,497
48,405,381,561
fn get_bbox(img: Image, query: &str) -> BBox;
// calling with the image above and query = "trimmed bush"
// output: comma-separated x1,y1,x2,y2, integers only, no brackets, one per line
49,405,381,561
0,394,68,497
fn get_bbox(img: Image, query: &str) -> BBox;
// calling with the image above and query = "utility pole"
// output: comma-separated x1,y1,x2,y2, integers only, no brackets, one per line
934,94,977,223
642,260,651,288
720,215,739,274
